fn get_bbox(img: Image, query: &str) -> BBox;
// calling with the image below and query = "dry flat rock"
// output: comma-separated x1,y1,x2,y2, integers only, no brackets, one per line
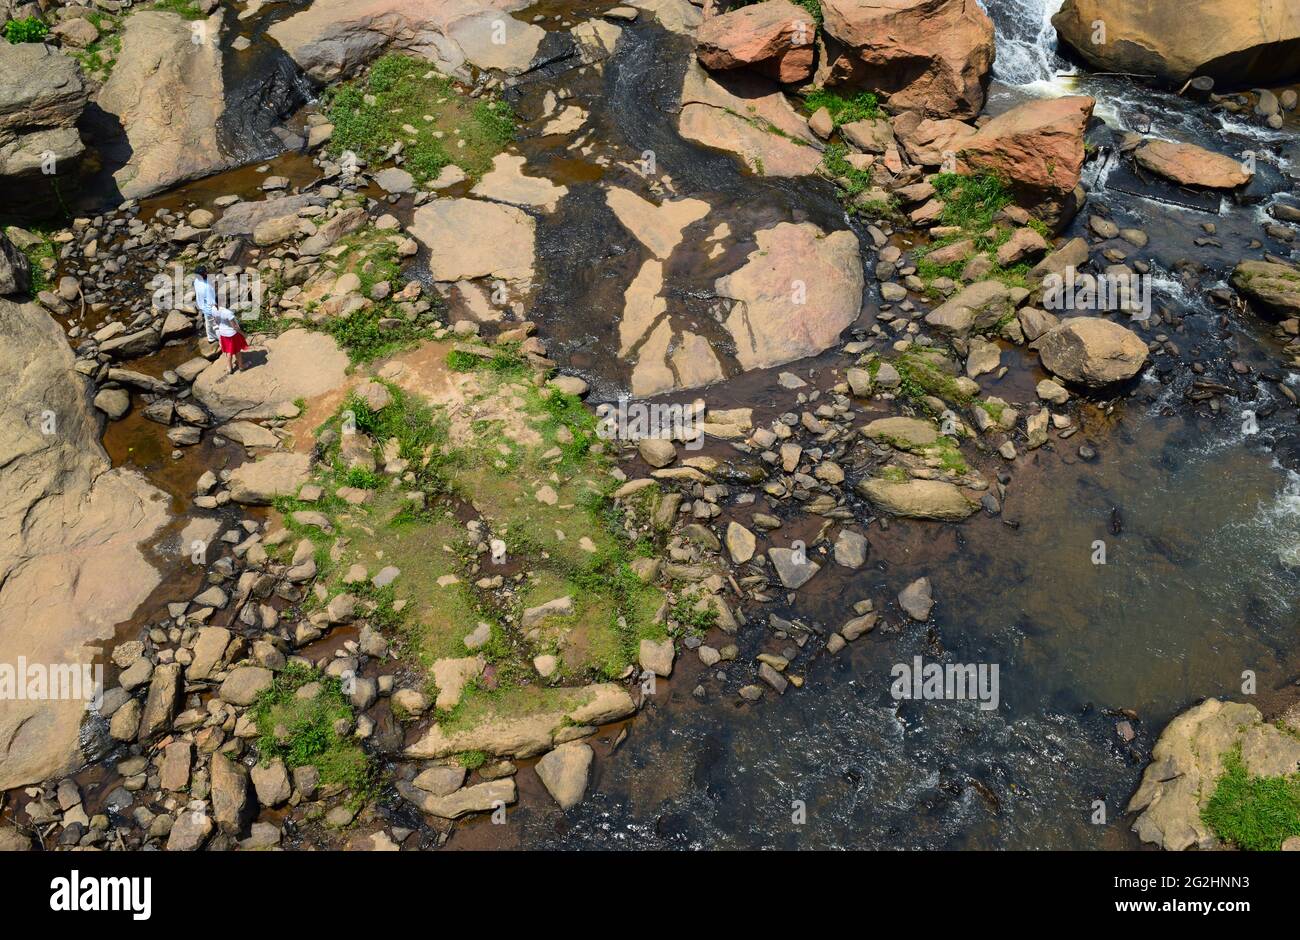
400,778,516,819
1036,317,1148,387
405,684,635,759
535,742,594,809
227,452,313,505
695,0,816,84
717,222,863,371
409,198,536,284
819,0,995,119
268,0,545,83
1133,140,1253,190
677,60,823,177
191,329,349,422
1053,0,1300,85
1127,698,1300,850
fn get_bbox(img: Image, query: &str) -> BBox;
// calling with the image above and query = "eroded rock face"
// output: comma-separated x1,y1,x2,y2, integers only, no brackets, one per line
695,0,816,84
267,0,544,84
0,42,89,217
1128,698,1300,850
717,221,863,371
678,60,823,177
1036,317,1148,387
1053,0,1300,86
96,11,231,200
0,300,169,791
1133,139,1253,190
957,96,1095,224
819,0,995,119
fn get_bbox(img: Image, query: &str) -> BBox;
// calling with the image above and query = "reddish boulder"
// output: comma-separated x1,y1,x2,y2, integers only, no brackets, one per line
819,0,994,119
1133,139,1253,189
956,95,1094,227
696,0,816,84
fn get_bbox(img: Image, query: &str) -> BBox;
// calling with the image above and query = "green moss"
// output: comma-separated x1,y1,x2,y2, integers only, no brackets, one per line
324,53,516,183
7,228,54,299
1202,745,1300,851
893,348,971,409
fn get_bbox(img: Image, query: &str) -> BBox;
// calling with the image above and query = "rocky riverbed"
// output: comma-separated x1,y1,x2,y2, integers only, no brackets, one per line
1,0,1299,853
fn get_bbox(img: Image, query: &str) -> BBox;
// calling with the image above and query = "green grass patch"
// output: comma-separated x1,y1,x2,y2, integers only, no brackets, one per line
251,663,375,800
804,88,879,126
822,143,873,199
150,0,206,19
3,16,47,43
1202,745,1300,851
323,53,516,184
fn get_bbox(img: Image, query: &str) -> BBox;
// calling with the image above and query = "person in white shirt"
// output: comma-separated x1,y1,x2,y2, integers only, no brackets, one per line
193,266,218,343
212,306,248,373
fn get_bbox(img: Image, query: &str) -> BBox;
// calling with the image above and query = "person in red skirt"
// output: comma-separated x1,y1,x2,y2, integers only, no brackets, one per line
212,306,248,373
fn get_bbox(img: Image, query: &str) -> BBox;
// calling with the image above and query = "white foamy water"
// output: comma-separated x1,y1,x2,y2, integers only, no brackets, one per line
981,0,1069,86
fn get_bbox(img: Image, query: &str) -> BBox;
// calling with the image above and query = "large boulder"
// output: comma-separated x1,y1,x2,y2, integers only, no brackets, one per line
0,299,168,791
190,328,350,422
716,221,863,371
1128,698,1300,850
1231,259,1300,318
677,59,823,177
924,280,1020,339
0,42,89,218
695,0,816,84
1053,0,1300,86
957,96,1094,225
1133,139,1253,190
96,11,233,200
534,742,594,809
1036,316,1148,387
856,478,980,521
268,0,545,83
819,0,995,119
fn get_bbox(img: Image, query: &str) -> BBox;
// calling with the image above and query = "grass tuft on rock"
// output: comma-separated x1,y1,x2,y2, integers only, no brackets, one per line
323,53,516,184
804,88,879,125
1202,745,1300,851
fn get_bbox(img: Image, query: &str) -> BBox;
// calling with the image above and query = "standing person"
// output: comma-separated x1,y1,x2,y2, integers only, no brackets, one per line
212,306,248,373
193,265,218,343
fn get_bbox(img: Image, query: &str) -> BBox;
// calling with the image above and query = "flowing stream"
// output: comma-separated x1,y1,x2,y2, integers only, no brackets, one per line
61,0,1300,850
447,0,1300,850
